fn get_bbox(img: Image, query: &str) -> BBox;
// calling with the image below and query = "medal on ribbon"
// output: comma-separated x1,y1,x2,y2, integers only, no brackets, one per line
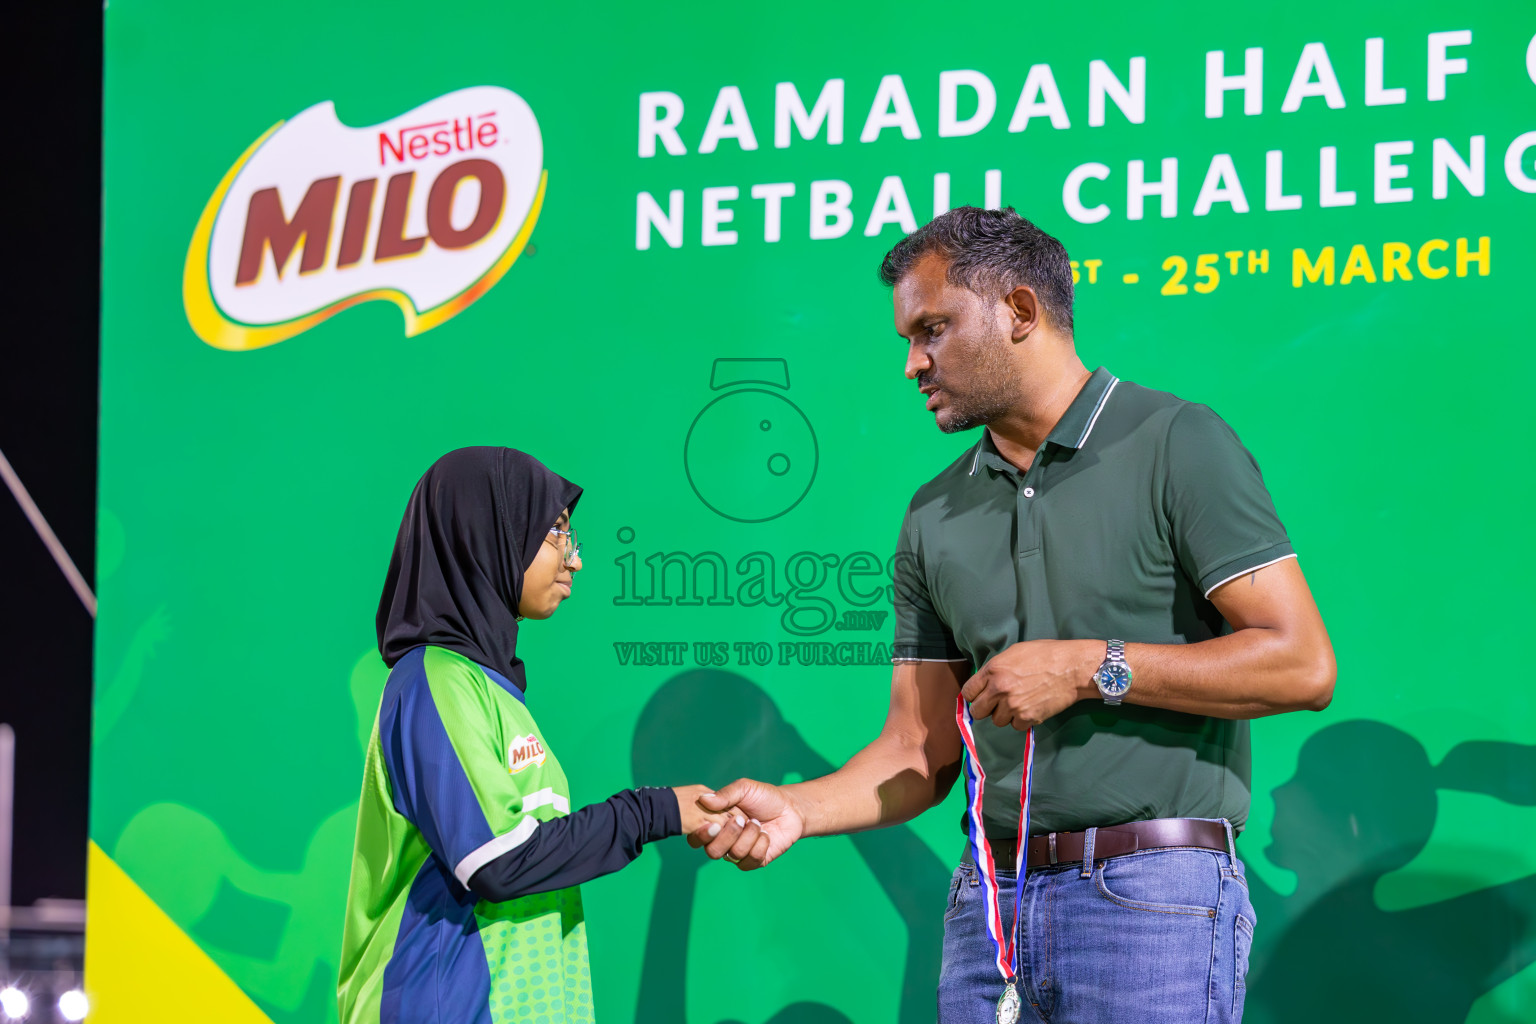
955,694,1035,1024
996,984,1021,1024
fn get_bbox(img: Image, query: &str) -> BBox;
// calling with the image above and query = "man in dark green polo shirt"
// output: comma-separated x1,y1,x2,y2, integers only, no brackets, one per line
691,207,1336,1024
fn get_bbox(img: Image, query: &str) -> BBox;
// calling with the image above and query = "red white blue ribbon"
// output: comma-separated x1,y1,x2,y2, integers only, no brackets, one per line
955,693,1035,984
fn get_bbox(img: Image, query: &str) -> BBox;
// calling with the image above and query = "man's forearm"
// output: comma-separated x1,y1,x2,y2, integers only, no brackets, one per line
1043,624,1333,720
1117,560,1336,719
1118,625,1335,718
997,559,1336,721
785,733,955,839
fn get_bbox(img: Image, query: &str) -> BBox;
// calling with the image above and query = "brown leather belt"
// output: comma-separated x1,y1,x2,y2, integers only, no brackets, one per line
988,818,1231,870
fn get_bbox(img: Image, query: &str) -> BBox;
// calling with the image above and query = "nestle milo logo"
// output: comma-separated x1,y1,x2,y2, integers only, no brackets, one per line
184,86,545,352
507,733,547,774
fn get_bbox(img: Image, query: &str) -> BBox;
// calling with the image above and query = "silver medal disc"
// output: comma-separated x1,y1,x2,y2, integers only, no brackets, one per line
996,983,1021,1024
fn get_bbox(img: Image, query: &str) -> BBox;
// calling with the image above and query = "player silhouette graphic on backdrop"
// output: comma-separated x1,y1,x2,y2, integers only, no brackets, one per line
1245,720,1535,1023
110,664,1533,1023
631,669,948,1024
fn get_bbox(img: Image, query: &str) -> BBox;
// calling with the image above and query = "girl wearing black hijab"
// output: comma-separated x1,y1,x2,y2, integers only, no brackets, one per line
338,447,728,1024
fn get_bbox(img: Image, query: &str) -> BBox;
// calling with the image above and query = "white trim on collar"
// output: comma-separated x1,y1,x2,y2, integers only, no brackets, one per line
1075,377,1121,448
968,373,1119,474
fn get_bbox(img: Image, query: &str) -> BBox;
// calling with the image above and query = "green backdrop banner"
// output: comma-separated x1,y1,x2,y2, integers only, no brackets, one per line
95,1,1534,1021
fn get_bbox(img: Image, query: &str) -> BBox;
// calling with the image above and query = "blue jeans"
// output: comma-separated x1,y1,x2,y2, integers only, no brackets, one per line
938,830,1255,1024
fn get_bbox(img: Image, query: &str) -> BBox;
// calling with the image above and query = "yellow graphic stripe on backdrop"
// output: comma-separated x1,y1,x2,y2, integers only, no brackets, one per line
84,842,273,1023
181,122,547,352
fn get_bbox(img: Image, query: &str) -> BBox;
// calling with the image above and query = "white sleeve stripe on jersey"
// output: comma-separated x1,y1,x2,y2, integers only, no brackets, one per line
454,815,540,887
521,787,570,814
451,787,572,887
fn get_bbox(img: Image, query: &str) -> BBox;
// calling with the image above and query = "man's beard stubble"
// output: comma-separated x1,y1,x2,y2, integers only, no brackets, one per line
924,341,1022,434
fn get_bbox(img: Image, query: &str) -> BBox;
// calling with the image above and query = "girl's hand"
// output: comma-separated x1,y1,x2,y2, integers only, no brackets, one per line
671,784,741,836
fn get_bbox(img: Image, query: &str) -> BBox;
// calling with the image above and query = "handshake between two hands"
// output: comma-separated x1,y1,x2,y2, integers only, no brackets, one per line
669,782,803,871
658,639,1100,870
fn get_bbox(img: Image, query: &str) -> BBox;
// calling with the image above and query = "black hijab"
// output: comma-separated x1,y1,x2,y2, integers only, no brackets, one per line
376,447,582,692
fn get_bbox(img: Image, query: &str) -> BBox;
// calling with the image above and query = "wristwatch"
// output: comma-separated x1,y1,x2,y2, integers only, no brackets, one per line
1093,640,1132,705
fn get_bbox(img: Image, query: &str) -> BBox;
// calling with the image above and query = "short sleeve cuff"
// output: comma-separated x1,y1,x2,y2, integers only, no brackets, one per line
1200,542,1297,598
892,641,969,663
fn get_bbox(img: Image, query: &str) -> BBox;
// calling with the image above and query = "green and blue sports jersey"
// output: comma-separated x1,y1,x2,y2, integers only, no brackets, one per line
338,645,594,1024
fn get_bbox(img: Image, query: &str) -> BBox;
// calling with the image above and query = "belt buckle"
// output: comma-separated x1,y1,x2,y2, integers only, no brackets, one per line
1048,832,1058,865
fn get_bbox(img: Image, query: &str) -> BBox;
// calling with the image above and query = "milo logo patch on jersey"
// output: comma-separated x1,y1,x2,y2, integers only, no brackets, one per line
508,734,548,774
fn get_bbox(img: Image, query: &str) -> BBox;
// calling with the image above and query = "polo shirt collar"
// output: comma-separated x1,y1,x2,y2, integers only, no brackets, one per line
968,367,1120,476
1046,366,1120,450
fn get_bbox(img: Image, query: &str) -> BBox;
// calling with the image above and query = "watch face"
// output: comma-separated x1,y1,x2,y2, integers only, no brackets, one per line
1098,664,1131,696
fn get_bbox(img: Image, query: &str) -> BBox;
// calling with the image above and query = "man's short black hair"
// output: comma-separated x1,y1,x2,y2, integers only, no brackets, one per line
878,206,1075,334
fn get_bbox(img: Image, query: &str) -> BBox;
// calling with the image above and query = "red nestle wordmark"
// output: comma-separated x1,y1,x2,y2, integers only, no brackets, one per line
379,111,499,166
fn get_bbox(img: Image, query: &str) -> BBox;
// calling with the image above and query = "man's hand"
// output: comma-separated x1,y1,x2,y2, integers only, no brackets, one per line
686,778,805,870
960,638,1101,730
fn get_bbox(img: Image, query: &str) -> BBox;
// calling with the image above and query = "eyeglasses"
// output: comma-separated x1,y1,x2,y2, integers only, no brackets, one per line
548,525,581,568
